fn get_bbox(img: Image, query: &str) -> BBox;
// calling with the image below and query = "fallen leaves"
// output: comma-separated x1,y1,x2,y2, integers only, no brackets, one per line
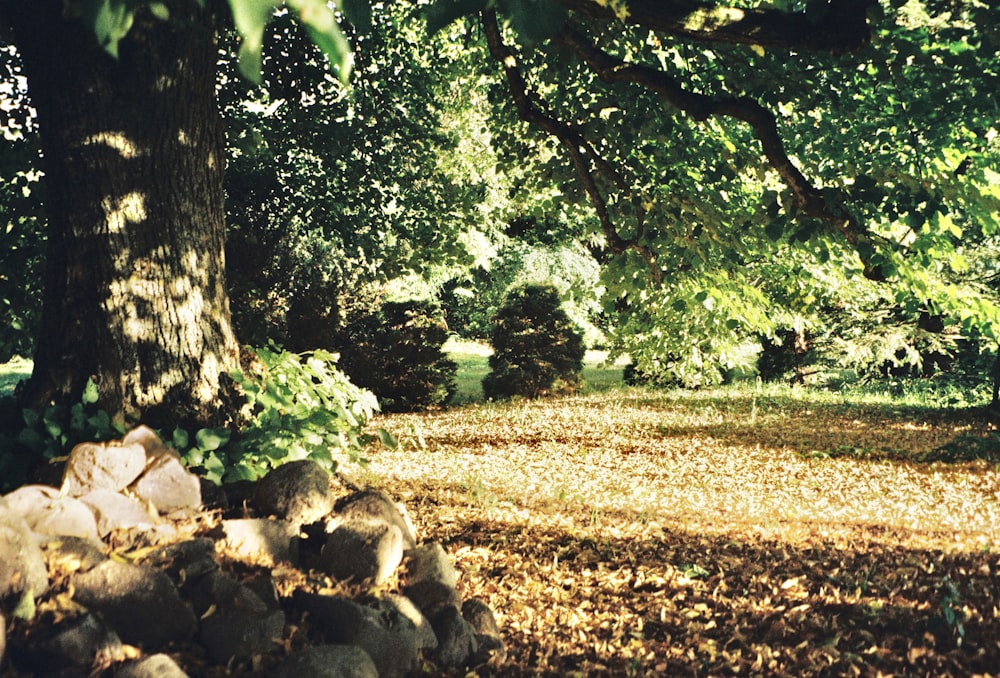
365,387,1000,675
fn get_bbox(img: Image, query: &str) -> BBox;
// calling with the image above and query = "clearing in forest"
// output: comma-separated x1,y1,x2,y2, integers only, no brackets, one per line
363,383,1000,676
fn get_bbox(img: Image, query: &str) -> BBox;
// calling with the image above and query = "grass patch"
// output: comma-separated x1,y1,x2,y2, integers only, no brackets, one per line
444,338,626,404
0,357,31,398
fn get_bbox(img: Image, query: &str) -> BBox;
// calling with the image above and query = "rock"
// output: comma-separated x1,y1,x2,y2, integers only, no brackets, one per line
319,520,404,585
0,503,49,599
429,604,478,668
220,518,298,566
137,538,218,583
122,425,177,460
270,645,379,678
72,560,197,649
79,488,159,537
40,536,108,575
380,594,438,651
332,490,417,549
199,606,285,664
114,653,190,678
7,613,123,677
462,597,507,663
254,460,335,526
130,454,201,514
2,484,100,540
61,441,146,497
403,542,461,614
292,592,421,678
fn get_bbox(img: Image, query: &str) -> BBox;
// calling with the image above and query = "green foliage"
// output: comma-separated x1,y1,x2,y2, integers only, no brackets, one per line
0,347,380,488
482,284,585,399
0,377,124,492
0,46,43,363
221,8,506,348
443,235,605,347
195,344,380,483
337,299,458,412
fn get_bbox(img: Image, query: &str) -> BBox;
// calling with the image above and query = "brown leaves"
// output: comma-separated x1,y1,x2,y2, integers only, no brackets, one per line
367,389,1000,675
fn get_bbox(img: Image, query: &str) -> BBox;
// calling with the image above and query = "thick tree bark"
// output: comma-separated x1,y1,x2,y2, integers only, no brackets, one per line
2,1,241,429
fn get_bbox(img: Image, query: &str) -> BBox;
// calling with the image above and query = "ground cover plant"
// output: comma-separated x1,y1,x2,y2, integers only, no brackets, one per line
361,375,1000,676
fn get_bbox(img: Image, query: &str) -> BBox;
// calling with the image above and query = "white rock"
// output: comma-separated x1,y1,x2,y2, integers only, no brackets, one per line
62,441,146,497
3,485,100,541
130,454,201,514
123,425,180,461
79,489,159,537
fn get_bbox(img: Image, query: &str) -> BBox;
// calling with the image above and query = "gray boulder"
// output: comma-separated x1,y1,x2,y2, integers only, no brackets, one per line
463,597,507,663
189,570,286,663
129,453,201,514
79,488,159,537
403,542,462,614
429,604,478,668
319,520,404,585
270,645,378,678
7,613,123,677
114,653,190,678
292,592,421,678
254,460,335,526
72,560,197,649
220,518,298,566
332,490,417,549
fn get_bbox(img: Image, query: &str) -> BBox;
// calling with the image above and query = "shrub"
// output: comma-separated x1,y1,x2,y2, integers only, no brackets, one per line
757,329,813,383
336,300,457,412
209,344,381,483
482,284,585,399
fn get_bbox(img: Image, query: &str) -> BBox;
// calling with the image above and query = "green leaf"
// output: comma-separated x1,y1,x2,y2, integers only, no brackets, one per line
424,0,489,36
376,427,398,449
12,588,35,620
499,0,568,45
228,0,280,82
290,0,354,81
172,427,190,450
341,0,372,32
148,2,170,20
82,378,99,405
195,427,232,452
765,220,784,241
81,0,135,58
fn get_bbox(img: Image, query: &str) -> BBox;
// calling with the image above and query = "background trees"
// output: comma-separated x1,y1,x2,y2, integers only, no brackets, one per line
0,0,998,446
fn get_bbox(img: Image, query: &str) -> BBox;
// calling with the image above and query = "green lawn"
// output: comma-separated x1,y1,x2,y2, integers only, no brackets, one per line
444,338,626,404
0,356,31,398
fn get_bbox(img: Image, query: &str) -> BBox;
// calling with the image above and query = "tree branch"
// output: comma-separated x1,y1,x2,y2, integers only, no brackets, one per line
555,24,887,281
480,9,663,283
557,0,875,54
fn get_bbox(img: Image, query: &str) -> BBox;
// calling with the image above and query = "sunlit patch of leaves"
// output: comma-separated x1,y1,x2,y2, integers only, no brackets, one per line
365,385,1000,675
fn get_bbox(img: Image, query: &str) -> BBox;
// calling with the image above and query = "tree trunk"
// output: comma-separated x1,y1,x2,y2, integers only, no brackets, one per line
2,1,241,429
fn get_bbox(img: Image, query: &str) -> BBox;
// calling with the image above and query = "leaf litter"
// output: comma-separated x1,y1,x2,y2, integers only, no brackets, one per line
363,387,1000,676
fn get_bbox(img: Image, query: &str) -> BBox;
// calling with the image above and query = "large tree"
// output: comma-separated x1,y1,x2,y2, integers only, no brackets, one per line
0,1,240,428
1,0,997,431
0,0,352,429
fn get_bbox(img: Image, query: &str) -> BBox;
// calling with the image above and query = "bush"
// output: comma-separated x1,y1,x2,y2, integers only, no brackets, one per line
482,284,585,399
757,329,813,383
336,300,457,412
206,344,381,483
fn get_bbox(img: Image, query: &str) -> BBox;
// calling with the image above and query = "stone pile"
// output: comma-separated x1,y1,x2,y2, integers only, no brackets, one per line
0,427,505,677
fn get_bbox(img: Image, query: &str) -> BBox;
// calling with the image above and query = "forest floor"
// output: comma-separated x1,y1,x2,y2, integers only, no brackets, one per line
359,351,1000,676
